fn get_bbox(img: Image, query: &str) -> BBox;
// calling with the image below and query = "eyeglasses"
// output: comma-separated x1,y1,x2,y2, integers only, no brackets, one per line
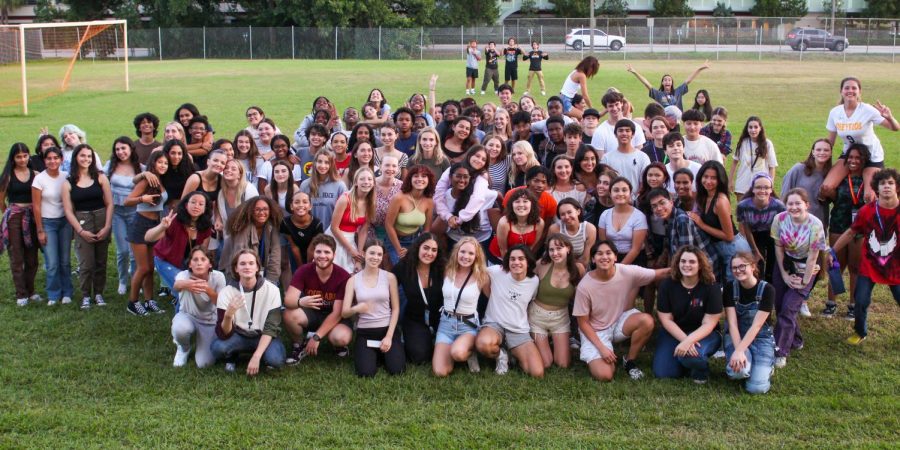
731,263,752,273
254,208,270,214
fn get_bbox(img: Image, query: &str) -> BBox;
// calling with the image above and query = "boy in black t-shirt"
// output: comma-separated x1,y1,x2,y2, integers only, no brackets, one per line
503,38,525,90
525,41,549,96
481,42,500,95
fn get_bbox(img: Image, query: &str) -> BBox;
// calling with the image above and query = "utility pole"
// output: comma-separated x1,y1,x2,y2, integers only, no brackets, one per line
830,0,835,35
590,0,595,52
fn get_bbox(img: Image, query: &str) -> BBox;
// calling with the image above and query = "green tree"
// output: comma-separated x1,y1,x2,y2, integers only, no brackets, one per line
551,0,590,18
438,0,500,26
750,0,808,18
1,0,24,25
598,0,629,18
32,0,67,23
651,0,694,17
241,0,437,27
713,1,734,17
519,0,539,16
863,0,900,18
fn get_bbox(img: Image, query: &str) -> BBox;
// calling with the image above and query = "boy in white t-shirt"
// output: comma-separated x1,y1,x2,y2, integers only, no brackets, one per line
600,119,651,192
681,109,722,165
591,91,645,155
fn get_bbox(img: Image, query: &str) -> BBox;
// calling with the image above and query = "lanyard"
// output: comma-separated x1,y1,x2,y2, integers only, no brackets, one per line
847,176,864,207
875,203,885,235
239,282,258,329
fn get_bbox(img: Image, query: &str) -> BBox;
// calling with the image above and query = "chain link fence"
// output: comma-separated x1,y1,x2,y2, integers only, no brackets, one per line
124,17,900,62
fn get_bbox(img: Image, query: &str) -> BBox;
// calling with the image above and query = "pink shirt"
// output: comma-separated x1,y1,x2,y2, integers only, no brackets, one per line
573,264,656,331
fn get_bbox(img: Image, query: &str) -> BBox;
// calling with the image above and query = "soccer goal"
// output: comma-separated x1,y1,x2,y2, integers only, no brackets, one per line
0,19,129,115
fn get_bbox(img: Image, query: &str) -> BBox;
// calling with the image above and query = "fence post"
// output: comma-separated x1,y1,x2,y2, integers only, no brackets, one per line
716,25,719,61
623,24,627,60
778,18,782,53
291,26,295,60
866,18,871,54
420,27,423,60
249,26,253,59
694,17,697,53
845,24,848,63
460,25,464,60
378,26,382,60
540,25,543,45
158,27,162,61
202,26,206,60
758,27,761,60
667,26,671,60
649,23,653,53
893,22,896,63
335,27,338,60
736,19,739,52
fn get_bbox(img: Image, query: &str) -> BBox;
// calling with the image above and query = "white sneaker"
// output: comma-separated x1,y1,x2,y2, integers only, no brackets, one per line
523,91,530,96
118,283,127,295
774,356,787,369
713,350,726,359
467,353,480,373
173,343,191,367
80,297,91,310
224,362,237,373
480,90,485,95
16,298,28,307
541,90,546,96
61,296,72,305
495,349,509,375
29,294,43,303
799,302,812,317
94,295,107,307
47,299,58,306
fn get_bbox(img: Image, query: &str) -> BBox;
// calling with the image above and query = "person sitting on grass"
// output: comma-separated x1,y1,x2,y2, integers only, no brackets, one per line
171,247,226,368
282,234,354,365
573,240,668,381
653,245,723,384
476,245,544,377
211,249,286,376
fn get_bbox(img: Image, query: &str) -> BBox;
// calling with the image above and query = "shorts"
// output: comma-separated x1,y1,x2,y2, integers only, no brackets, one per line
528,302,571,335
838,152,884,169
301,307,352,333
560,94,574,113
504,65,518,81
579,308,640,364
466,67,479,79
436,312,480,345
482,321,532,350
126,213,159,245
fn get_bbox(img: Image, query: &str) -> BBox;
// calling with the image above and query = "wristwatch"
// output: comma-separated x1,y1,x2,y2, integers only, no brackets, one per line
311,334,321,342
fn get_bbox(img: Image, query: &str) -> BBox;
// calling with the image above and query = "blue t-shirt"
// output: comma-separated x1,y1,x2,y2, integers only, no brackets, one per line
395,132,419,157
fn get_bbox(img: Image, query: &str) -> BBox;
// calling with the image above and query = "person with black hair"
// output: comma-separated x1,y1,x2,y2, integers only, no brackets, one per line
692,160,750,283
524,41,549,96
392,107,419,156
132,112,161,164
392,233,444,364
145,191,214,296
560,56,599,112
480,41,501,95
590,91,645,155
729,116,778,196
601,120,652,192
186,115,214,169
104,137,143,296
626,61,710,111
293,96,342,149
0,143,40,306
32,147,74,306
31,134,60,172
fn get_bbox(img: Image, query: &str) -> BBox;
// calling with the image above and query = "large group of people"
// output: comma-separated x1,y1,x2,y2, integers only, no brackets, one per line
2,55,898,393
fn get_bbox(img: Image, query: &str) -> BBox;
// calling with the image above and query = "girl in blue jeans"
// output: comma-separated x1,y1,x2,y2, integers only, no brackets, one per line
654,246,723,384
724,253,776,394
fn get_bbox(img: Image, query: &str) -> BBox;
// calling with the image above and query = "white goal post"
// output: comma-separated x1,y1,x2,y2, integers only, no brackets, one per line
1,19,129,115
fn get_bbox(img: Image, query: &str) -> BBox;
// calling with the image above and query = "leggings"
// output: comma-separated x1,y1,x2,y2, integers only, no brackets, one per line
354,326,406,377
401,319,434,364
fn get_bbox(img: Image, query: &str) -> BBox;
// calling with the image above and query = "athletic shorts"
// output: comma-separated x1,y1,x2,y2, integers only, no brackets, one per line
579,308,640,364
505,65,518,81
528,302,571,335
466,67,479,79
301,307,352,333
482,321,532,350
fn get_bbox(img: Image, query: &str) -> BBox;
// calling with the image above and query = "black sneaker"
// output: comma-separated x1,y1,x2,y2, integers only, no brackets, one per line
285,343,307,366
157,286,171,298
335,346,350,358
822,304,837,318
145,299,165,314
845,305,856,321
126,301,148,316
622,357,644,380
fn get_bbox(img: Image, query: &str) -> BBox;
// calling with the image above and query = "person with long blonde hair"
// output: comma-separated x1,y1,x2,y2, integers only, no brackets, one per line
508,140,540,190
432,237,491,377
329,167,376,273
409,127,450,179
299,149,347,230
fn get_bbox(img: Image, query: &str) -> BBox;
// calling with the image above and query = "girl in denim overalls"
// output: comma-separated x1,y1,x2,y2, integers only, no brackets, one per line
724,253,776,394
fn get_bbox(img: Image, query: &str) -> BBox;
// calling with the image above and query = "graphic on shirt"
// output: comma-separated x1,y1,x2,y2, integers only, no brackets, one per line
868,230,896,267
303,161,313,178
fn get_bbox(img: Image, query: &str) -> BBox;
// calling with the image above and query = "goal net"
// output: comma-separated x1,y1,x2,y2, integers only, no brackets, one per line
0,20,129,115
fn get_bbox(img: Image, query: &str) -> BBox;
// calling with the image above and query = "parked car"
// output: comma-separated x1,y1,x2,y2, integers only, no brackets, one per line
565,28,626,51
785,28,850,52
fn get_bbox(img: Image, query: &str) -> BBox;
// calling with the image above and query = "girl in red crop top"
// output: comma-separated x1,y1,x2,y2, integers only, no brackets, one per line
488,188,544,261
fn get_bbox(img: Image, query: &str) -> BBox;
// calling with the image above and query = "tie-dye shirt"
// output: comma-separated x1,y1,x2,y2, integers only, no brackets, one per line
737,197,786,233
770,212,829,260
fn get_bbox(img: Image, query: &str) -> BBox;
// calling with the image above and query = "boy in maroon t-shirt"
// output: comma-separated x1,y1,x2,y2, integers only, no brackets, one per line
832,168,900,344
282,234,353,363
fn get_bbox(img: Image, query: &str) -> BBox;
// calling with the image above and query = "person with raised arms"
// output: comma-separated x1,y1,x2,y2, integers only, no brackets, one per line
574,240,669,381
282,234,354,365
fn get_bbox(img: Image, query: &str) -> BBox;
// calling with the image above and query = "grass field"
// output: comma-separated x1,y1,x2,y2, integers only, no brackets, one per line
0,59,899,448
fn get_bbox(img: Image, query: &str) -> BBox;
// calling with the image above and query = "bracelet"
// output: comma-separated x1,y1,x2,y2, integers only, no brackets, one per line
297,297,302,309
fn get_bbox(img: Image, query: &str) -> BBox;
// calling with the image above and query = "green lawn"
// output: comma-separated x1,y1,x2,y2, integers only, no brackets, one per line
0,59,899,448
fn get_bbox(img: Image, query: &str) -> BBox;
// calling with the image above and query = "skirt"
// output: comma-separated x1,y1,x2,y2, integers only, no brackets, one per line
326,228,358,273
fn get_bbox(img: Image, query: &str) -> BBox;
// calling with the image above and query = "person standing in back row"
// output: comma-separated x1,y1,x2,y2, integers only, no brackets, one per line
524,41,549,96
503,38,524,91
481,42,500,95
464,39,481,96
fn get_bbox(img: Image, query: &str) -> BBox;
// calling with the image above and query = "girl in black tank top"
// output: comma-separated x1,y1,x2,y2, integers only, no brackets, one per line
6,170,35,204
0,143,40,304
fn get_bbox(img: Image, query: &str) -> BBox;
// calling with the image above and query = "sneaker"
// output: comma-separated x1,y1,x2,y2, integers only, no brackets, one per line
623,357,644,380
693,375,709,385
799,302,812,317
145,299,165,314
285,344,307,366
16,298,28,307
173,343,191,367
845,306,855,321
774,356,787,369
80,297,91,310
846,334,866,345
822,304,837,318
224,362,237,373
335,346,350,358
467,353,480,373
117,283,127,295
47,299,58,306
29,294,42,303
540,90,546,96
523,91,530,96
126,301,148,316
157,286,170,298
61,296,72,305
569,336,581,350
94,295,107,307
495,348,509,375
713,350,726,359
480,90,485,95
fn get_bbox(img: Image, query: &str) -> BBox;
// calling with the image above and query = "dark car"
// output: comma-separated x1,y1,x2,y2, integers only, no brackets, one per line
785,27,850,52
